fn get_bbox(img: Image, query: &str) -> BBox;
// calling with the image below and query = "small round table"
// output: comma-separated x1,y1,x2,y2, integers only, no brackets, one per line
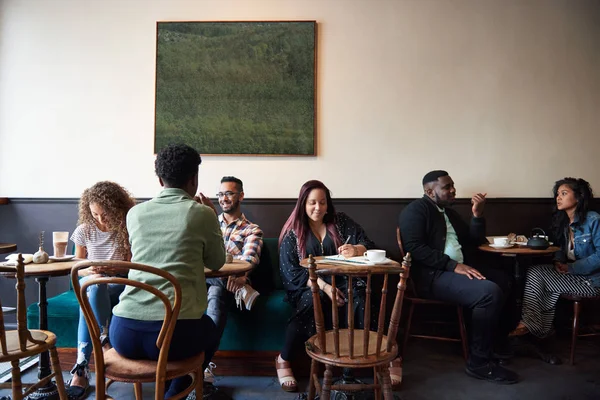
205,259,252,278
478,243,560,281
0,243,17,254
0,258,84,400
479,244,562,365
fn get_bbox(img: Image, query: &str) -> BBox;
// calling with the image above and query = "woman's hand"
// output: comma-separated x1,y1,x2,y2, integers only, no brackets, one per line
338,244,357,258
554,262,569,274
323,283,346,307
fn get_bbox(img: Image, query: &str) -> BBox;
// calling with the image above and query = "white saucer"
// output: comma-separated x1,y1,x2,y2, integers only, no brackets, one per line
49,255,76,261
489,244,514,249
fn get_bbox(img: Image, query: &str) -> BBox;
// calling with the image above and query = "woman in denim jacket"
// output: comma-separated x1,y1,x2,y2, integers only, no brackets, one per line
514,178,600,338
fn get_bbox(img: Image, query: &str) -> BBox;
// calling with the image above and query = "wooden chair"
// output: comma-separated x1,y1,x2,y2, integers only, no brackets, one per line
0,254,67,400
70,260,204,400
305,253,410,400
560,294,600,365
396,227,469,360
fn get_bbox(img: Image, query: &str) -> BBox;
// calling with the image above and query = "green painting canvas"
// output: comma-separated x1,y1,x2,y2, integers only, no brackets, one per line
155,21,316,155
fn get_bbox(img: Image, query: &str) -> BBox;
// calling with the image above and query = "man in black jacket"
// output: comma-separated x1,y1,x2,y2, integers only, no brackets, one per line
399,170,518,384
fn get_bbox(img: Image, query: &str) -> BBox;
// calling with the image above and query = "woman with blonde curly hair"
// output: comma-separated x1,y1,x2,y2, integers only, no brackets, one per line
66,181,136,400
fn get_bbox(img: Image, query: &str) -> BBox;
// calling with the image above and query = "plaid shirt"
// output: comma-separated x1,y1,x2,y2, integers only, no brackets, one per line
219,213,263,267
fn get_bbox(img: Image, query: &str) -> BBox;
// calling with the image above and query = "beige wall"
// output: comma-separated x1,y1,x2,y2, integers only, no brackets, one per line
0,0,598,198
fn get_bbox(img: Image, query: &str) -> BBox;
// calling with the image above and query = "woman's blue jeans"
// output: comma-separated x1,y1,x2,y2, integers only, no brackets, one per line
76,275,124,365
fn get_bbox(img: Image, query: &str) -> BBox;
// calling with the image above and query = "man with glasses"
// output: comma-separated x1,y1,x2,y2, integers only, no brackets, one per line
196,176,263,398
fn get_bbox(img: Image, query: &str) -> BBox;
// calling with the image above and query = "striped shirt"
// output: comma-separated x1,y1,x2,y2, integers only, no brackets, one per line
219,213,263,267
71,223,126,261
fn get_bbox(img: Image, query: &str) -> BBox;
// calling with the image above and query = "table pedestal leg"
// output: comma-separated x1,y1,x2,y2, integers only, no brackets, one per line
514,257,523,309
28,277,60,400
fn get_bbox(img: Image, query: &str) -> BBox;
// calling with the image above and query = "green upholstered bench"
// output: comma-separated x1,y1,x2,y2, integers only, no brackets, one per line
27,237,292,351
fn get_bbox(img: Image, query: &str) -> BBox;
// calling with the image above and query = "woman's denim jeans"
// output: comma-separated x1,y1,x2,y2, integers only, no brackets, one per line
76,275,124,364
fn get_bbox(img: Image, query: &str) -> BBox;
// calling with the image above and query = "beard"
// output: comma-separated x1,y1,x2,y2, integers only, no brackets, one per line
434,192,455,207
221,199,240,214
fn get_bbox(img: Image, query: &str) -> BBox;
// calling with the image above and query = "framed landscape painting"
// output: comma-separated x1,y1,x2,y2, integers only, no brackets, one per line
154,21,317,156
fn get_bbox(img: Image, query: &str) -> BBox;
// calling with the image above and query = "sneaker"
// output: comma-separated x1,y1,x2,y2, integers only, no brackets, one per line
187,383,233,400
235,284,260,310
465,361,518,384
204,362,217,384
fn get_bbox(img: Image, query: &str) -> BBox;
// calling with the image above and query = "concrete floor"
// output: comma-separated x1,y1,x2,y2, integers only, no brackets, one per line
1,337,599,400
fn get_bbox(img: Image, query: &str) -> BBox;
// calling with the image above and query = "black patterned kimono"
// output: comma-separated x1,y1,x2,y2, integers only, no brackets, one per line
278,212,375,360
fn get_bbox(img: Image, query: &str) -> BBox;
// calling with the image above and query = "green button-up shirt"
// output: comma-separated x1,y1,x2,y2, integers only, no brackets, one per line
113,188,225,321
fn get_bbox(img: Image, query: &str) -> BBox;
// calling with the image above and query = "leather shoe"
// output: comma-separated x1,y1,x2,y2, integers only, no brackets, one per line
465,362,519,384
494,357,511,366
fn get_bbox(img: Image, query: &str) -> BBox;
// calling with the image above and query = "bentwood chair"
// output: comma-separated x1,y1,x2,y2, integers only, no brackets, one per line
71,260,204,400
0,254,67,400
396,227,469,360
305,253,410,400
560,294,600,365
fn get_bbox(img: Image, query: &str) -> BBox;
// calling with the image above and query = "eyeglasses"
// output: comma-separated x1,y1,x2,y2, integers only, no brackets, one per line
216,191,239,199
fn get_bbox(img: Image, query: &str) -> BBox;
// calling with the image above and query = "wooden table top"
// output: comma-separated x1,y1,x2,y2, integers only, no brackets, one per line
0,258,252,278
301,256,404,275
0,243,17,254
0,258,83,277
205,259,252,277
478,243,560,256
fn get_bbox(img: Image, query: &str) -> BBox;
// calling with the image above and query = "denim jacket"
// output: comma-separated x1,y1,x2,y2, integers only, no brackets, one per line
555,211,600,287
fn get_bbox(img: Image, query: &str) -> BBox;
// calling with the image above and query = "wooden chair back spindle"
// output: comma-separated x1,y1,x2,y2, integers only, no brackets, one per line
387,254,410,352
331,276,340,357
362,273,372,357
308,255,326,354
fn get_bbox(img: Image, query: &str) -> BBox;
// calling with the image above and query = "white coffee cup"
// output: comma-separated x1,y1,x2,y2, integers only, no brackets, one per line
493,237,509,246
363,249,386,263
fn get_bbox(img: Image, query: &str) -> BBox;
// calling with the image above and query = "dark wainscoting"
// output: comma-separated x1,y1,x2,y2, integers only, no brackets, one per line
1,197,598,322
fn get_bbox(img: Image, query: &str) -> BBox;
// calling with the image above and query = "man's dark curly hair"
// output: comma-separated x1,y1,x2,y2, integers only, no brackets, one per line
155,144,202,188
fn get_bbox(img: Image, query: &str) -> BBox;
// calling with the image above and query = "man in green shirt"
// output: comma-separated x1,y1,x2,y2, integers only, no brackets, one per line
110,144,225,399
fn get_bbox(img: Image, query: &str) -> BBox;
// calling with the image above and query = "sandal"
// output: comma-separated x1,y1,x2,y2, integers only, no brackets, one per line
275,356,298,392
389,357,402,387
509,321,530,337
66,361,91,400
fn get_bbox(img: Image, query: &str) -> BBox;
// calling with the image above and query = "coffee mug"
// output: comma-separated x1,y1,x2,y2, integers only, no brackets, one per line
493,237,509,246
363,249,386,262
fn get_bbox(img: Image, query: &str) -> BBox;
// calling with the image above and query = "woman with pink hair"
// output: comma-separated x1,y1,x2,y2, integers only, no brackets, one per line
275,180,375,392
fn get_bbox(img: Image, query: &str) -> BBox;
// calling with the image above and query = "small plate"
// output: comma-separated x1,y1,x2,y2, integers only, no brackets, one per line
49,255,76,261
489,244,514,249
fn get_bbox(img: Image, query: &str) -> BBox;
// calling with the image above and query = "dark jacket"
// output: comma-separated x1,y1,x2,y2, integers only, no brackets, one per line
398,196,487,295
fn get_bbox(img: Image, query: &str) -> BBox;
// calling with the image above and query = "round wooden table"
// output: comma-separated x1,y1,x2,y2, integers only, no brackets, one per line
300,256,402,272
205,259,252,277
479,243,559,280
0,243,17,254
479,244,564,366
0,258,84,400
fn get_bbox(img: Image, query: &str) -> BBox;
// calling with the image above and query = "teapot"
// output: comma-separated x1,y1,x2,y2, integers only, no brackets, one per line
527,228,550,250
